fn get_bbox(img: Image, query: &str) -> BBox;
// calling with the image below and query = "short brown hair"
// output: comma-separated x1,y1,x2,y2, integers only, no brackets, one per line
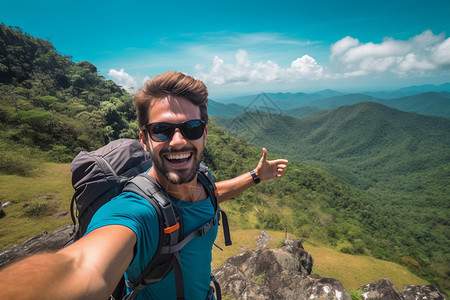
134,71,209,128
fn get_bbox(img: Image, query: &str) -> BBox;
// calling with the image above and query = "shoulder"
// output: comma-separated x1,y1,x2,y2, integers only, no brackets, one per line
87,191,160,237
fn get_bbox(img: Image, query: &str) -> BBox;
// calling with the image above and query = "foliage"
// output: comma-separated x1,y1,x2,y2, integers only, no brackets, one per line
349,290,364,300
251,272,265,285
211,107,450,291
0,24,137,163
0,138,43,176
22,201,56,217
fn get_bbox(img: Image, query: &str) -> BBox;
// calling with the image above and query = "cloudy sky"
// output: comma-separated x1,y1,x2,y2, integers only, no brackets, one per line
2,0,450,99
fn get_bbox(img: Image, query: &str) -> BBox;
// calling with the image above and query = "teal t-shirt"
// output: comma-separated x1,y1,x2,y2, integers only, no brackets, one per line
86,188,218,299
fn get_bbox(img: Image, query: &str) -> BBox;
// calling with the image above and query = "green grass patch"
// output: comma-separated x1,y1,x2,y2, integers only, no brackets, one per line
0,163,73,249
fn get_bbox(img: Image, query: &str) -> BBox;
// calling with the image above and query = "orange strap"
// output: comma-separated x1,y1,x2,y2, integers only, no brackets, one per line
164,222,180,234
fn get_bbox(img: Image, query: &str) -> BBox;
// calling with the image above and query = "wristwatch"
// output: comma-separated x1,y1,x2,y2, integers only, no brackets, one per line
250,170,261,184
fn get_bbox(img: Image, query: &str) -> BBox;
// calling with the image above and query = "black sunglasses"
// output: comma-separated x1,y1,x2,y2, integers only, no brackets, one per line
144,119,206,142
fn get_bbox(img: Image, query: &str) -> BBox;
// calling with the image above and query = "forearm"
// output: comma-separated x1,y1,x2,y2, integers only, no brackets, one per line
0,251,110,300
215,148,288,202
0,225,135,300
216,171,255,202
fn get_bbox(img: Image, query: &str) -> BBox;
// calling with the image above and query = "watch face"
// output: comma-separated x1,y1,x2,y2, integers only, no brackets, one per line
251,170,260,184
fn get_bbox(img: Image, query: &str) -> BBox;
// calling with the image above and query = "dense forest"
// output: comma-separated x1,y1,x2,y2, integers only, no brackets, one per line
0,24,448,292
0,24,137,174
215,104,450,291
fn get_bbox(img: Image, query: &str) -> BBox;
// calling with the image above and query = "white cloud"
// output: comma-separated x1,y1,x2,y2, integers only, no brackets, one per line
432,37,450,68
329,30,450,77
195,30,449,87
196,50,324,85
108,69,137,92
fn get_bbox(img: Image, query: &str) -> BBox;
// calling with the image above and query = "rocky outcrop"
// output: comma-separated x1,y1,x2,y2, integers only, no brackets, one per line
360,279,404,300
213,236,351,300
402,284,448,300
359,279,448,300
0,224,73,268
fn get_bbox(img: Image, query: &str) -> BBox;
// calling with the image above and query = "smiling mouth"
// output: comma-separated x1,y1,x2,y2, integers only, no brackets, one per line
164,153,192,165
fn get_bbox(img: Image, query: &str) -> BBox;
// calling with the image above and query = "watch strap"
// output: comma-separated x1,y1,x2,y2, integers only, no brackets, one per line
250,170,260,184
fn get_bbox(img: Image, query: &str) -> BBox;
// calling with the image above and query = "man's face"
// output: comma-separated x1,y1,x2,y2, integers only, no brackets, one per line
140,95,207,185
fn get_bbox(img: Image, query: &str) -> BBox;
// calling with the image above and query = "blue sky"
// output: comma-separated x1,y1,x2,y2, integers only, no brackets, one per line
2,0,450,99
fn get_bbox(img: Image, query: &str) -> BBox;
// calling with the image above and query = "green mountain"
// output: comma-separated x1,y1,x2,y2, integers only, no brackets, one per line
378,92,450,118
215,102,450,290
0,24,137,173
303,92,450,118
214,90,450,119
217,102,450,195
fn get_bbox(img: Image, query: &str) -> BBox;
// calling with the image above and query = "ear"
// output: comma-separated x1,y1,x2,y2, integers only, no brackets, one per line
203,125,208,147
139,131,149,151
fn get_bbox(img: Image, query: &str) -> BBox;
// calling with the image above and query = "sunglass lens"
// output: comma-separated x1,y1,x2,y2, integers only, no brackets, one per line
181,120,205,140
150,123,173,142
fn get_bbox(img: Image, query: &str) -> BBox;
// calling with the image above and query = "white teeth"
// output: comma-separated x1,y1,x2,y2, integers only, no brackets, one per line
166,153,191,160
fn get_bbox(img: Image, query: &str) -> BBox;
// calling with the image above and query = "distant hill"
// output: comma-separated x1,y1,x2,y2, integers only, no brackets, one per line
219,102,450,192
301,92,450,118
212,86,450,119
377,92,450,117
208,99,245,118
363,83,450,98
217,91,342,110
284,106,324,118
301,93,378,110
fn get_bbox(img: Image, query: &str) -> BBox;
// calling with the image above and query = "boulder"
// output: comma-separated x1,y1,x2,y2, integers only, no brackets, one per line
0,224,73,268
402,285,447,300
360,278,404,300
213,236,351,300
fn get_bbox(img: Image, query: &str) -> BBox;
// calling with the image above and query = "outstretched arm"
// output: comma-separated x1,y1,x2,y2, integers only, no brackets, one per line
0,225,136,300
215,148,288,202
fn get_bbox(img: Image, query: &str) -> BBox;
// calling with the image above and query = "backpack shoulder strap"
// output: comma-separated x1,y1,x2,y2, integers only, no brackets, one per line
124,174,182,247
197,164,232,247
122,174,184,300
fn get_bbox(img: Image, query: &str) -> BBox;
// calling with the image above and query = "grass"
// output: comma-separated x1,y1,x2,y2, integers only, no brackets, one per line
213,229,429,293
0,163,73,249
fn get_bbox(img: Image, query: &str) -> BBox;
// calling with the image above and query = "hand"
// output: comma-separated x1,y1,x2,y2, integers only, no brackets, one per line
255,148,288,181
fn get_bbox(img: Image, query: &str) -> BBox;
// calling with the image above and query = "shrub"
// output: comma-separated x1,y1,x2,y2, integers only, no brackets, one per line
22,201,56,217
349,290,364,300
251,272,265,285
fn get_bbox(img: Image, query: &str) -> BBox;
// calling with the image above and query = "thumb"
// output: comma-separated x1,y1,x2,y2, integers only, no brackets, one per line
261,148,268,162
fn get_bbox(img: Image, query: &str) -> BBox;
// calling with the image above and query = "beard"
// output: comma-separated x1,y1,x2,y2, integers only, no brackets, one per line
152,146,203,185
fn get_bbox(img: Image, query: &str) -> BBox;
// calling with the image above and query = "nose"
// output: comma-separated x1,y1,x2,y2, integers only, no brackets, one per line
169,128,187,147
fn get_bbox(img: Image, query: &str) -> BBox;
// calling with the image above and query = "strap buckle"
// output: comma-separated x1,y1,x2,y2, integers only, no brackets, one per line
197,227,206,236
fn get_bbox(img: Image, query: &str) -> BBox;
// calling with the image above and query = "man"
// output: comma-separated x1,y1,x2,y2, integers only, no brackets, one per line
0,71,288,299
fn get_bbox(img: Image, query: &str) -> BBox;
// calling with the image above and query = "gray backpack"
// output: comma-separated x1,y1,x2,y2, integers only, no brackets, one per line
69,138,231,300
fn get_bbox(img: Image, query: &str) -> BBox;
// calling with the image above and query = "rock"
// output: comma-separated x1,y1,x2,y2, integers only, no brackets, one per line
0,224,74,268
402,285,447,300
281,236,313,275
298,275,352,300
257,230,271,250
360,278,404,300
2,201,13,208
53,211,69,218
213,235,350,299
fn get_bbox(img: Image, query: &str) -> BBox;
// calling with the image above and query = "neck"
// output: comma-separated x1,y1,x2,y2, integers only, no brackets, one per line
147,168,205,202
